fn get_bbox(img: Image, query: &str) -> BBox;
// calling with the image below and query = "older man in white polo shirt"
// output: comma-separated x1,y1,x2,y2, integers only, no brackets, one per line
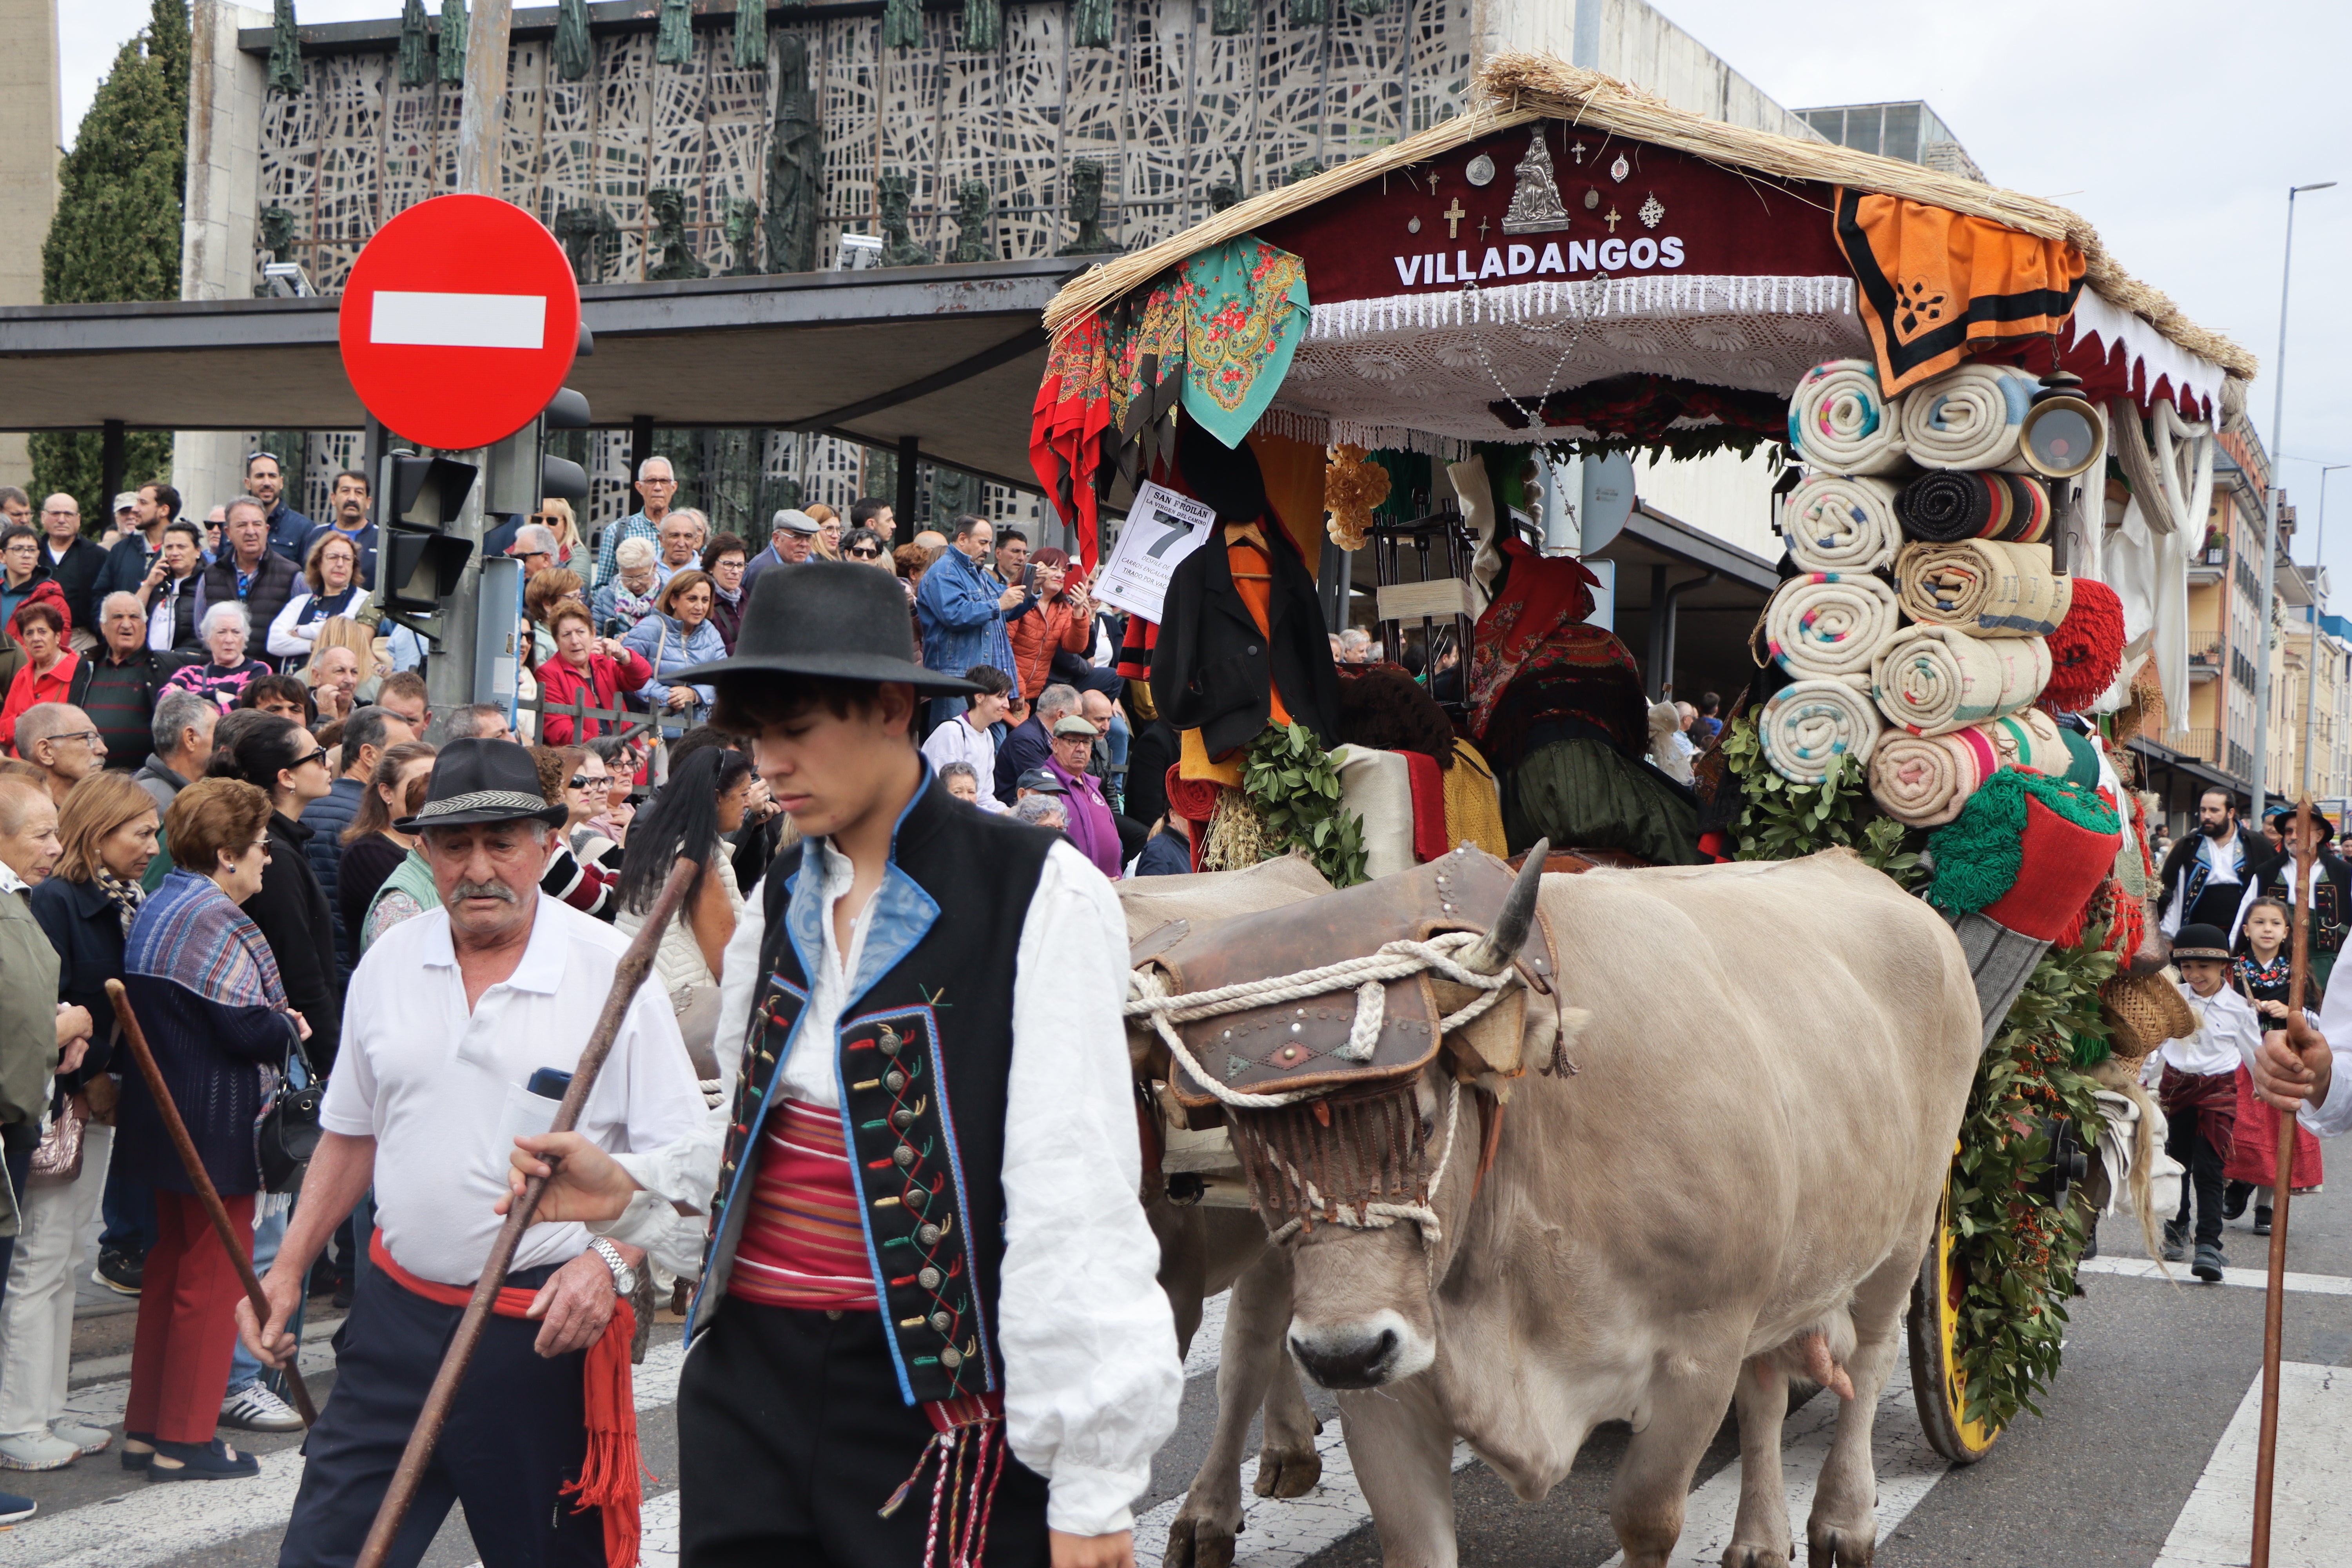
242,738,705,1568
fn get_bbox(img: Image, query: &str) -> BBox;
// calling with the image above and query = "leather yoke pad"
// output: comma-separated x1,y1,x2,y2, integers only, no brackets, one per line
1148,849,1518,1109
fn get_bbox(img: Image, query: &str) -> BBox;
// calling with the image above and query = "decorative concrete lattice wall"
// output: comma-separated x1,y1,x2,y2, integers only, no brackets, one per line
252,0,1475,542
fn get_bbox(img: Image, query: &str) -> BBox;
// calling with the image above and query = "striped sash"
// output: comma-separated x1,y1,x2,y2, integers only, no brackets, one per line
727,1098,878,1312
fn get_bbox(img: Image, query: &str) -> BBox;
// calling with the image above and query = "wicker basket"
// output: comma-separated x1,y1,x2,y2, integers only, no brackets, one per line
2099,971,2196,1065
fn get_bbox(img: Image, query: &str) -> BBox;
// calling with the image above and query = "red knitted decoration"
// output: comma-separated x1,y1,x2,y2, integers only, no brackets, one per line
1977,789,2125,945
2039,579,2125,713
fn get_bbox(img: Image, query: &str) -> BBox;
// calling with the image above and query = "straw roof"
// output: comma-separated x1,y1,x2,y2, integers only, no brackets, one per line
1043,54,2254,383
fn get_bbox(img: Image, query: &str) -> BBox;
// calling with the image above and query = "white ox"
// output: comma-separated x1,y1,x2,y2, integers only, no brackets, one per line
1234,849,1981,1568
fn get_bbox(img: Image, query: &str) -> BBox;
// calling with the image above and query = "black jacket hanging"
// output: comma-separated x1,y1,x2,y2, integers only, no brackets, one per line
1149,523,1341,759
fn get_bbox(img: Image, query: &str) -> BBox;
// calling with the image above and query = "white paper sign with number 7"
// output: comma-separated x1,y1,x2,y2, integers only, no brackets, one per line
1093,481,1219,622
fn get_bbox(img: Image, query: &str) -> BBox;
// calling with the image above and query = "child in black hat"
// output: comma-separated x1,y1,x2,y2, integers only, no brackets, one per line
2159,922,2262,1279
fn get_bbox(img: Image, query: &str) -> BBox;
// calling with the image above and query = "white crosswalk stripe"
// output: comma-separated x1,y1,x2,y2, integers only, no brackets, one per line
2154,1362,2352,1568
2077,1256,2352,1296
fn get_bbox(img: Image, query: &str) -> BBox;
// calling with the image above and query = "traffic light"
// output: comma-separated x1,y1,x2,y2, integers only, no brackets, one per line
379,452,479,613
485,323,595,516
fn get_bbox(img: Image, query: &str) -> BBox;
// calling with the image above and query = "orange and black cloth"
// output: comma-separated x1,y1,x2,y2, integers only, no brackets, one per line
1833,189,2085,396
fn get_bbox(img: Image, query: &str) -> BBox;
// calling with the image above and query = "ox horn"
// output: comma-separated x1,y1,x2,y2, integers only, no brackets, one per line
1460,838,1548,975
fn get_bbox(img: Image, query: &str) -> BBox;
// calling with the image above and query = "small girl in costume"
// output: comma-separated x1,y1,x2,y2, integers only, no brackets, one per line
2229,897,2323,1234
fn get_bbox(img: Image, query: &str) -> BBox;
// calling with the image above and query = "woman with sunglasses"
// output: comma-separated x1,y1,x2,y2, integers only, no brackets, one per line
699,534,750,654
838,526,890,567
206,712,343,1078
534,499,585,570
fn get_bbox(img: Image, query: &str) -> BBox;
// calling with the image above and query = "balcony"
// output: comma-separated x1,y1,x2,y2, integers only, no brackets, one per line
2187,632,2221,679
2174,728,2220,763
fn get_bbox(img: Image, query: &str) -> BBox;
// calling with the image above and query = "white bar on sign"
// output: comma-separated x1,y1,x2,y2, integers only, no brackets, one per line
369,290,547,350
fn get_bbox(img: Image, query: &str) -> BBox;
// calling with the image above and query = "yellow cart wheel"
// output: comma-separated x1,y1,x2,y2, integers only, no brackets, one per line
1906,1186,2002,1464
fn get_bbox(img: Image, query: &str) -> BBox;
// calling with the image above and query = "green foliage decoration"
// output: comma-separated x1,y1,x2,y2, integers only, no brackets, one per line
1945,936,2111,1428
1718,715,1916,883
32,0,187,526
1241,721,1367,888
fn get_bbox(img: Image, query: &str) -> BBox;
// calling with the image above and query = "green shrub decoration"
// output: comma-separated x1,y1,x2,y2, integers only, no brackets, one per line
1242,721,1368,888
1722,710,2105,1430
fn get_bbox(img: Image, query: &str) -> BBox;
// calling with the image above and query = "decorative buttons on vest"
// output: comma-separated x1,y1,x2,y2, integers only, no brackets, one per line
919,1266,943,1289
885,1069,907,1093
930,1310,953,1334
940,1347,963,1368
892,1107,916,1129
893,1145,916,1167
918,1223,944,1246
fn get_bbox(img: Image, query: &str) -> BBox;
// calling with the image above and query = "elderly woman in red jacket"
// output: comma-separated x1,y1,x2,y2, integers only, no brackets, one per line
535,600,653,746
1005,547,1093,702
0,584,78,753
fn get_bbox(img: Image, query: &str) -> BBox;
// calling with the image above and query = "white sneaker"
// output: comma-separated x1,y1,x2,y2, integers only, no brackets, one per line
219,1384,304,1433
49,1420,110,1455
0,1430,79,1471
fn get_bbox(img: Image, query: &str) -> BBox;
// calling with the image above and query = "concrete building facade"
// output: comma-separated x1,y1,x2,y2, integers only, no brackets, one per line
0,0,62,484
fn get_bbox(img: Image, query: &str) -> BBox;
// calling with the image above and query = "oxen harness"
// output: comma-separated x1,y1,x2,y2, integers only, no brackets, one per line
1125,847,1556,1245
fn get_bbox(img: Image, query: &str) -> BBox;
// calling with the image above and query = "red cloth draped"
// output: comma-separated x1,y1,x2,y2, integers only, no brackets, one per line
1029,316,1113,572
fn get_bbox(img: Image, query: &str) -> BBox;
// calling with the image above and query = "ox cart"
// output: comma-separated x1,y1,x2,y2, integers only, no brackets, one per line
1039,53,2236,1564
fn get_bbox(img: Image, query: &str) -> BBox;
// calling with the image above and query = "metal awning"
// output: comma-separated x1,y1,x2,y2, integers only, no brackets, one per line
1592,502,1779,698
0,256,1086,492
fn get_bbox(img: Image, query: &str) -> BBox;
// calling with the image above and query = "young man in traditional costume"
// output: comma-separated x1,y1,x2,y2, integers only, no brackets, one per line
241,739,708,1567
2160,924,2263,1282
506,562,1178,1567
2157,789,2253,936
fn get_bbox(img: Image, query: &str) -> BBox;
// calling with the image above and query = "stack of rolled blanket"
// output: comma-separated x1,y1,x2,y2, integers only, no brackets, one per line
1784,473,1902,574
1786,359,1909,475
1763,572,1903,681
1894,539,2073,638
1758,677,1880,784
1897,363,2038,471
1871,624,2052,736
1894,470,2050,544
1867,707,2073,826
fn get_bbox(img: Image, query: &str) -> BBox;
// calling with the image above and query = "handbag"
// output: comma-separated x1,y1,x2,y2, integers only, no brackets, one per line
257,1030,323,1194
27,1094,84,1187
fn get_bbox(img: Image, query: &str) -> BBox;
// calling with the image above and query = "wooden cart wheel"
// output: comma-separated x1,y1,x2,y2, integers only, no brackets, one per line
1906,1185,2002,1464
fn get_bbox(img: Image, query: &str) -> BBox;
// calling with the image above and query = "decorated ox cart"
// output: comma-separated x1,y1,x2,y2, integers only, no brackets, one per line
1033,53,2245,1565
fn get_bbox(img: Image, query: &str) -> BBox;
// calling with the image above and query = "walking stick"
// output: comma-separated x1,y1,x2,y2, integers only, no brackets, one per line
2250,795,2317,1568
103,979,318,1428
352,855,698,1568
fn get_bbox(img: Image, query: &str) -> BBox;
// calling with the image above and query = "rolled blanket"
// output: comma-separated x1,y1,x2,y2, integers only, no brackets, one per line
2040,577,2126,711
1784,473,1901,574
1893,539,2073,638
1871,624,2051,735
1758,677,1880,785
1893,470,2050,544
1869,708,2075,826
1898,363,2038,470
1763,572,1902,681
1786,359,1909,476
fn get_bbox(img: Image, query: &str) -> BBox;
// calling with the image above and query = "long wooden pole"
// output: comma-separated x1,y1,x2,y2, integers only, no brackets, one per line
352,856,696,1568
103,980,318,1428
2250,795,2317,1568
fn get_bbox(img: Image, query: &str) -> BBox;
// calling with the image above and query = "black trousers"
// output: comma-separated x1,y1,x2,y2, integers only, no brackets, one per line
279,1258,604,1568
2169,1111,2229,1250
678,1302,1050,1568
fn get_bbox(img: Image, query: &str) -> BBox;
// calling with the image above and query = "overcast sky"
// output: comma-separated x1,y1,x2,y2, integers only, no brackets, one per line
57,1,2352,577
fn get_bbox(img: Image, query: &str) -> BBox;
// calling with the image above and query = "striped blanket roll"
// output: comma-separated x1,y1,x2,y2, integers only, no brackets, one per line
1763,572,1903,681
1893,539,2072,639
1786,359,1909,476
1870,624,2051,737
1867,708,2071,826
1784,473,1902,574
1897,363,2038,471
1758,677,1881,785
1893,470,2050,544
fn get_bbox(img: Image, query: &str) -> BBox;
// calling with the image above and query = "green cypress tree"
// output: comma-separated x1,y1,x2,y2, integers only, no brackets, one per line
30,0,190,531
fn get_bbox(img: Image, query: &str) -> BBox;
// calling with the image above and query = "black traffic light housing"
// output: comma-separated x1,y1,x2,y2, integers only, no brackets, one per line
485,324,595,515
378,451,478,613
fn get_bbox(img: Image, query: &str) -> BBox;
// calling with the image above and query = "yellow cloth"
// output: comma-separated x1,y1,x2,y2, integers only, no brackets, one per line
1179,726,1245,787
1443,738,1509,859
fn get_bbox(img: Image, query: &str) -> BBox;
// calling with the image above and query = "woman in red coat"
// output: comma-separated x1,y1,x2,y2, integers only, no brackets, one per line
1006,547,1093,701
535,600,653,746
0,584,79,753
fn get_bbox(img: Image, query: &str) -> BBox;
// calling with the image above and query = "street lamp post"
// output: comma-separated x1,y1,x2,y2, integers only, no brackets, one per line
2299,464,2346,798
2249,180,2336,826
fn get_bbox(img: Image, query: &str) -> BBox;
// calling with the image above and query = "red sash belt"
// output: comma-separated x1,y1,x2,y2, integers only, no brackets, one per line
370,1229,642,1568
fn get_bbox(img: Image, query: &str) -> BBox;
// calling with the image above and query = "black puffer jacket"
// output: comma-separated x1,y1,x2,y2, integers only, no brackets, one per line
242,812,344,1075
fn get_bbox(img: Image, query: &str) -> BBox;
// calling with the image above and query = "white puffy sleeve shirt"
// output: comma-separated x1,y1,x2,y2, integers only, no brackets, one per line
2296,967,2352,1139
598,840,1181,1537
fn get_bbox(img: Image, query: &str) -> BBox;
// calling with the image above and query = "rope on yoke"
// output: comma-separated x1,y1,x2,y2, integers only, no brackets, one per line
1123,930,1523,1110
1263,1078,1463,1248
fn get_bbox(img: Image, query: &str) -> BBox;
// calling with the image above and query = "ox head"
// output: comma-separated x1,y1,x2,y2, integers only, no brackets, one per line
1131,843,1573,1388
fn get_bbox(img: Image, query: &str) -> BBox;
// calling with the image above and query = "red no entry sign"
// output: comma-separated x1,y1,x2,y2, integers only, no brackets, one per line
337,194,583,452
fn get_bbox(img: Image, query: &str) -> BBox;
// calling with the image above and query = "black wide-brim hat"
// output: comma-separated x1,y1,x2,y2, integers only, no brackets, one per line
670,559,981,695
395,737,570,833
2171,923,2233,963
2266,806,2336,842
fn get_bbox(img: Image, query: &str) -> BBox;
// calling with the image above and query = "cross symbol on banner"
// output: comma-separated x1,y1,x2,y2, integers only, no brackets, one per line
1604,207,1622,233
1443,198,1466,239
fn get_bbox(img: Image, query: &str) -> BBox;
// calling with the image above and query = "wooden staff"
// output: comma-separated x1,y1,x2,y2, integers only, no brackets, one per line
2251,794,2318,1568
103,979,318,1428
353,855,697,1568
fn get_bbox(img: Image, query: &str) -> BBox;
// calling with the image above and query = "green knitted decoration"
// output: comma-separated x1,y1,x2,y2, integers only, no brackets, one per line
2068,1029,2113,1068
1926,768,2119,920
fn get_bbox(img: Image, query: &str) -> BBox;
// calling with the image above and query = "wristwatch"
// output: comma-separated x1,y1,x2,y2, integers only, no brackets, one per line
588,1236,639,1296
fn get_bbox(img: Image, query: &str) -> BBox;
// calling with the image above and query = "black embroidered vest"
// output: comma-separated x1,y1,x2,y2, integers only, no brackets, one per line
691,777,1056,1406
